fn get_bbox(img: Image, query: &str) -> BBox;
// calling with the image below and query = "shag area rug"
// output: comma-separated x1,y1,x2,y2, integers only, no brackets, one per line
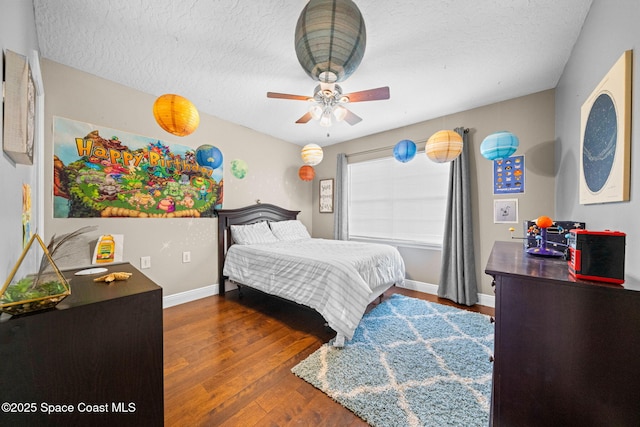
291,294,494,427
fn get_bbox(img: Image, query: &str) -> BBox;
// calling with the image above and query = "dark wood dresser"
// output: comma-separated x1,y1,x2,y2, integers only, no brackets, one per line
0,263,163,426
485,241,640,426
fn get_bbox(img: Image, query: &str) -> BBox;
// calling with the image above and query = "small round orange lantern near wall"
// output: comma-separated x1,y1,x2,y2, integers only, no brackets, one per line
153,94,200,137
298,165,315,181
425,130,463,163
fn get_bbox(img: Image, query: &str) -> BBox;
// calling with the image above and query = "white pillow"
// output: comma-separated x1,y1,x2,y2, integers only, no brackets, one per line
270,220,311,241
230,221,278,245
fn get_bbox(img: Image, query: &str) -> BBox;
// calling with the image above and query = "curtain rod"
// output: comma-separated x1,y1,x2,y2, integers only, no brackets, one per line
345,127,468,158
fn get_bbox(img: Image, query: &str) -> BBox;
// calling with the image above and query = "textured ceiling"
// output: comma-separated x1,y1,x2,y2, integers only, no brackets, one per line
33,0,593,147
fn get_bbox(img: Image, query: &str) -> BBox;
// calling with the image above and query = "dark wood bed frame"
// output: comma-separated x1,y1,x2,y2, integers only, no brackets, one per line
216,203,300,294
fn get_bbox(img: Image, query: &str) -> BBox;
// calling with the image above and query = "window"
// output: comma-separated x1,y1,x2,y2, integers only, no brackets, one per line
348,154,450,247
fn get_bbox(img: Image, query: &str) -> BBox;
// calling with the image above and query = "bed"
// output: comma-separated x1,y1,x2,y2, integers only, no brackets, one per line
217,203,406,347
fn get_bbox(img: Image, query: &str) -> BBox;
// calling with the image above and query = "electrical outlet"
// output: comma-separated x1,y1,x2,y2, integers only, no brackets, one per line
140,256,151,269
182,251,191,263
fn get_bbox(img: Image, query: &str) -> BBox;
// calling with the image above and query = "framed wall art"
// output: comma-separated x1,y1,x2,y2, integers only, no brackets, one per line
2,49,36,165
579,50,632,204
493,155,525,195
494,199,518,224
319,178,334,213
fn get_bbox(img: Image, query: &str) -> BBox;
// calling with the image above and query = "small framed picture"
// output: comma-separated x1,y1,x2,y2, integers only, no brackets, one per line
319,178,334,213
3,49,37,165
494,198,518,223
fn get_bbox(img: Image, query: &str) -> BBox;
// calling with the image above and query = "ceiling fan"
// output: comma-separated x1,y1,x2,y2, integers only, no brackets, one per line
267,83,390,127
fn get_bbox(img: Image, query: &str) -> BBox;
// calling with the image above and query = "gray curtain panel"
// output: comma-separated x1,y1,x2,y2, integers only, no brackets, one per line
333,153,349,240
437,127,479,306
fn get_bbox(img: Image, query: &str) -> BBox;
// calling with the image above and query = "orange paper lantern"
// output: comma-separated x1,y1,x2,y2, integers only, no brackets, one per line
425,130,463,163
153,94,200,137
298,165,315,181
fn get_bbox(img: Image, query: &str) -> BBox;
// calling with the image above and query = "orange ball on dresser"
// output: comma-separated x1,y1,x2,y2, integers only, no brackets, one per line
535,216,553,228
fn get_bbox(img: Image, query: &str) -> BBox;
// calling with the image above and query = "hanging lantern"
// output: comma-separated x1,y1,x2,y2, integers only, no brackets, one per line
301,143,324,165
295,0,366,83
298,165,315,181
195,144,223,170
480,131,519,161
153,94,200,137
425,130,463,163
393,139,417,163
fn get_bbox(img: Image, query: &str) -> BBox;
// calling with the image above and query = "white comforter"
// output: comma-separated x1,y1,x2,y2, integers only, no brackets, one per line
222,238,405,341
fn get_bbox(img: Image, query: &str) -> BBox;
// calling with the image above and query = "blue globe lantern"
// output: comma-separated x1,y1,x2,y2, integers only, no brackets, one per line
480,131,519,160
195,144,223,170
393,139,417,163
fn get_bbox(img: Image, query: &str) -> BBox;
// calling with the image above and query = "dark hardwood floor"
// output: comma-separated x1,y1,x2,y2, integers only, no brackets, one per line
163,286,495,426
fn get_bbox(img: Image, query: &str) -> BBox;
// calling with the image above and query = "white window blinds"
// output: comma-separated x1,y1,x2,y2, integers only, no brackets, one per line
348,154,450,247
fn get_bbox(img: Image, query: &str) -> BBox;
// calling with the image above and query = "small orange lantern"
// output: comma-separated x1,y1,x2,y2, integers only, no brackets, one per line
298,165,315,181
153,94,200,137
425,130,463,163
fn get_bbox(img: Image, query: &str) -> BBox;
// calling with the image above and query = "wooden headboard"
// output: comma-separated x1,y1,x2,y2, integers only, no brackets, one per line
216,203,300,294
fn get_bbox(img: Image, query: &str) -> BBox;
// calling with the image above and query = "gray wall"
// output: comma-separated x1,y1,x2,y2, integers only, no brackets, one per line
555,0,639,284
0,0,43,281
312,90,556,297
41,59,313,297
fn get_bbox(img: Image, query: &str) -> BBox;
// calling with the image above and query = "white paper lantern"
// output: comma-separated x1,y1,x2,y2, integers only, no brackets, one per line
301,143,324,166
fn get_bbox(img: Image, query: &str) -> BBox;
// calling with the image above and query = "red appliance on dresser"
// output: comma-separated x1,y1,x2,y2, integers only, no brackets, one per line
567,229,626,284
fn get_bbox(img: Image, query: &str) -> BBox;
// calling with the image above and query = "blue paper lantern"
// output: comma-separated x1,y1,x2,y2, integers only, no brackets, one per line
393,139,417,163
196,144,223,170
480,131,519,160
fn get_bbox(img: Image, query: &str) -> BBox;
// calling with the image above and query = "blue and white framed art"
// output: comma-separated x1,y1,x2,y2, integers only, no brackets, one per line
579,50,632,204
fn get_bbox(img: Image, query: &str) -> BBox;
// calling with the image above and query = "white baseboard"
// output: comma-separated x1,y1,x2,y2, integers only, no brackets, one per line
163,279,495,309
399,279,495,308
163,284,219,308
477,292,495,308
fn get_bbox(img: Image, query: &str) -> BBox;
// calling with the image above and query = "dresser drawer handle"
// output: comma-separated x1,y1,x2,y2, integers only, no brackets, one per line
489,355,495,363
490,316,495,324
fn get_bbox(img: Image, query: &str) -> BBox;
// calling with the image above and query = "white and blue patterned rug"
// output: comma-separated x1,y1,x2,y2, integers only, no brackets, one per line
291,294,494,427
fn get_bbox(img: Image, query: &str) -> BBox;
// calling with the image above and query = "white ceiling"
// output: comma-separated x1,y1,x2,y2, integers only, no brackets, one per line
33,0,593,147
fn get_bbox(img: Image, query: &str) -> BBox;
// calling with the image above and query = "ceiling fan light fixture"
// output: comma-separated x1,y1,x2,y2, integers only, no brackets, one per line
333,105,348,122
309,104,323,120
295,0,367,83
320,82,336,93
319,110,333,127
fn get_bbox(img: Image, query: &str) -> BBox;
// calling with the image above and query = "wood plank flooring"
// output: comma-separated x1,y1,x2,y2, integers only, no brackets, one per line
163,286,495,426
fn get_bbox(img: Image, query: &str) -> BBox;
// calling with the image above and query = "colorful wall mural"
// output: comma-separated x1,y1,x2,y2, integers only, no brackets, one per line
53,117,223,218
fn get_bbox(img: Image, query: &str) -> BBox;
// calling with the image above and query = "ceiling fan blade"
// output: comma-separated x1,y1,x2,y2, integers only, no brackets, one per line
267,92,311,101
342,86,390,103
296,112,313,124
343,109,363,125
